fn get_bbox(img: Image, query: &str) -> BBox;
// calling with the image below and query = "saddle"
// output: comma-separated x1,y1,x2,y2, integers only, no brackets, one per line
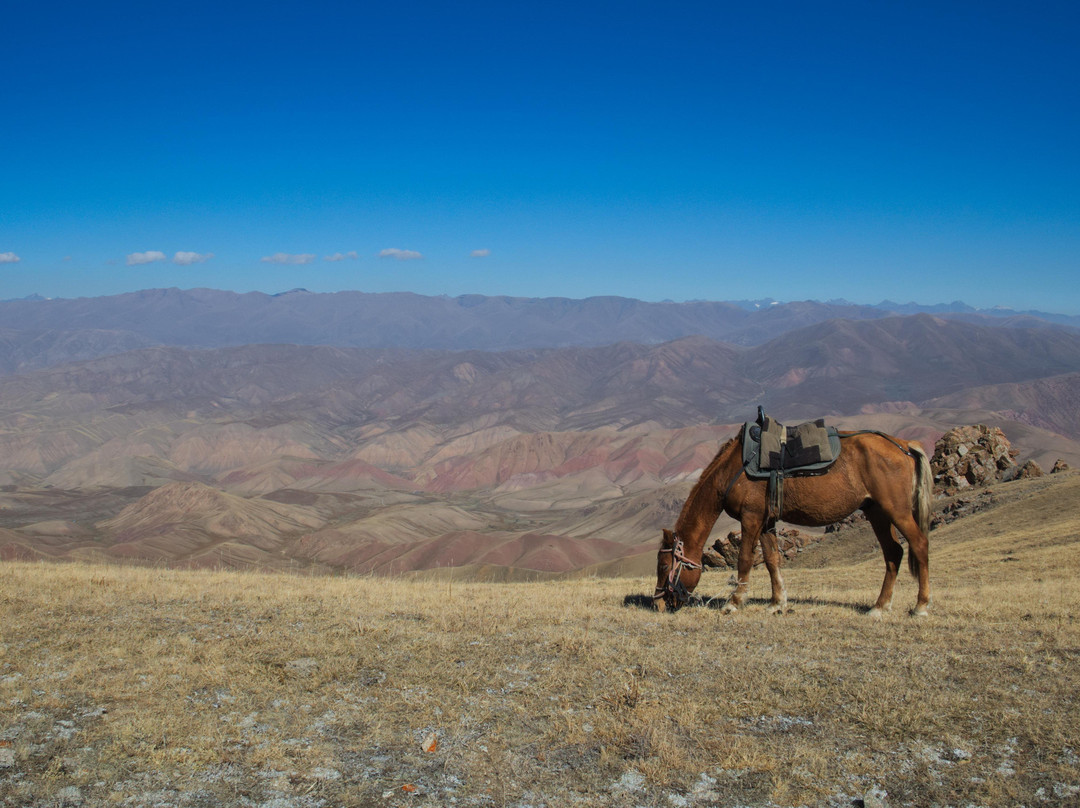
742,410,840,479
740,408,841,521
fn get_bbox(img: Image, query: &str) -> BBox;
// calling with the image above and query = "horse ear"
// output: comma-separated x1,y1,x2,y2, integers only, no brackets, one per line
662,528,674,542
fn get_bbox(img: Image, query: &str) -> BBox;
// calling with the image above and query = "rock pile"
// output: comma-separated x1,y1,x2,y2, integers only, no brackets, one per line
703,527,821,569
930,489,998,529
824,511,867,534
931,425,1018,492
1012,459,1044,480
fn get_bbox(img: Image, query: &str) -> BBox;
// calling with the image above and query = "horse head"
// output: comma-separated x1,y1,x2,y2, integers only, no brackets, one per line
653,528,702,612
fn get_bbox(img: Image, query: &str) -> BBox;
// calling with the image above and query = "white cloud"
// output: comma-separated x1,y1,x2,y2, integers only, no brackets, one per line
0,252,20,263
173,251,214,265
260,252,317,265
379,248,424,261
324,251,359,262
126,251,167,266
470,249,491,258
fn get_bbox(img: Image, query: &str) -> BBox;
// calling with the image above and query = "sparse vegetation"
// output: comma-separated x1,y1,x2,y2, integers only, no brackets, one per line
2,475,1079,806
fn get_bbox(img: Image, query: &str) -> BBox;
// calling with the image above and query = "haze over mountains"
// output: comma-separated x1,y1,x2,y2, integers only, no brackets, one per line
2,287,1079,371
3,288,1080,577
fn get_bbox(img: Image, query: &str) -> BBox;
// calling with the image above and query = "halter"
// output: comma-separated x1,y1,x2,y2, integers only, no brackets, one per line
654,458,746,609
654,531,703,607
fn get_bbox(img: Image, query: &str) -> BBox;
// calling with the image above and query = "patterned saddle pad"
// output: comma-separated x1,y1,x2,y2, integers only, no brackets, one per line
741,416,841,480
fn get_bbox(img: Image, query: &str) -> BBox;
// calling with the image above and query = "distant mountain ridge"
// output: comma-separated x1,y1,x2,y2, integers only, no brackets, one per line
2,288,1078,375
0,327,155,374
6,315,1080,477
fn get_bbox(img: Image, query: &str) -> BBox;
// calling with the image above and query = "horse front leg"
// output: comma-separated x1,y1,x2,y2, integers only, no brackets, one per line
723,514,764,614
759,528,787,614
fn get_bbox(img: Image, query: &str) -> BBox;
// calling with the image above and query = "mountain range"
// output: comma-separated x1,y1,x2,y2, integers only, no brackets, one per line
2,288,1080,577
2,288,1078,375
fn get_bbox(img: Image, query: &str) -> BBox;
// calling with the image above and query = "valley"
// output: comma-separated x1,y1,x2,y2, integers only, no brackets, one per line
3,295,1080,578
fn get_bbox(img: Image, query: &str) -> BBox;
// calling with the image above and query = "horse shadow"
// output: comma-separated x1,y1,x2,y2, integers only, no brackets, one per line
623,592,869,614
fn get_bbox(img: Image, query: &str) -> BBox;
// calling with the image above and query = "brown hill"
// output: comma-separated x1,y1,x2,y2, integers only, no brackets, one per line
0,327,155,374
0,526,47,561
95,482,327,566
42,454,205,490
923,371,1080,441
4,314,1080,577
740,314,1080,417
292,526,640,575
0,324,1060,472
218,456,413,496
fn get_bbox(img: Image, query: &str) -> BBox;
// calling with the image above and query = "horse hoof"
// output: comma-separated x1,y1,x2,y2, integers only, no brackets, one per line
909,605,930,618
868,607,885,620
721,602,738,615
767,602,787,615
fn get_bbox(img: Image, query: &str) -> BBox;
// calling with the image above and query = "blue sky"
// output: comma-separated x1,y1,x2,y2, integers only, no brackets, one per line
3,1,1079,311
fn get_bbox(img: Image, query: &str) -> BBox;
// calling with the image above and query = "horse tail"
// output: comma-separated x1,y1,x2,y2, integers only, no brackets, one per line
908,442,932,576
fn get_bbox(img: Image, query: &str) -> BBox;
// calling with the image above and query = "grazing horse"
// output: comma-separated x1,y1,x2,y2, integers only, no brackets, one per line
654,429,932,616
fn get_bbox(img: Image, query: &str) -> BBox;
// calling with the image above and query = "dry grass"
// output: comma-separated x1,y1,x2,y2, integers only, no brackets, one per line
2,476,1080,807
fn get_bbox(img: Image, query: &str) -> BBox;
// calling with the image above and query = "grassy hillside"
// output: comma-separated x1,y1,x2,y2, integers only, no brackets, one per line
2,475,1079,807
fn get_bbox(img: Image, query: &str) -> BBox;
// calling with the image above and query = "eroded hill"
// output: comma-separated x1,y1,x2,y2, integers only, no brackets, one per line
3,314,1080,576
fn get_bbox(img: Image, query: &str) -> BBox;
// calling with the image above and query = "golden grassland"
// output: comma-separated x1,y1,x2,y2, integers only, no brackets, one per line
2,475,1080,807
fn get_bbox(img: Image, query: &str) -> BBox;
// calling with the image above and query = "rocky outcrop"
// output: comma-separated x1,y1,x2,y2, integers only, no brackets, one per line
930,490,998,529
703,527,821,569
931,425,1018,492
1011,459,1044,480
1052,459,1071,473
824,512,868,533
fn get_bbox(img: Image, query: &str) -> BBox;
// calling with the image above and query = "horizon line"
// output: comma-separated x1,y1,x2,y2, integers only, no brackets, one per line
2,284,1073,318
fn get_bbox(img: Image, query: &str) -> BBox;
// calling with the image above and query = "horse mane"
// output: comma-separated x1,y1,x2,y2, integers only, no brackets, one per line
698,435,739,483
675,435,739,528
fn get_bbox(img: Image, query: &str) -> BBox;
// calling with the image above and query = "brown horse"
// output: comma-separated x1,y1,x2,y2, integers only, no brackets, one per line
654,430,932,616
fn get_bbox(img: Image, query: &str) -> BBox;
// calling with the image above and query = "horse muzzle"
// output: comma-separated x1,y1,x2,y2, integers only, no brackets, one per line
655,532,700,612
653,579,690,612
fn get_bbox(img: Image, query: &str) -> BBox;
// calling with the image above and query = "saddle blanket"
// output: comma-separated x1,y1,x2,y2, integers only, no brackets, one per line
741,415,841,480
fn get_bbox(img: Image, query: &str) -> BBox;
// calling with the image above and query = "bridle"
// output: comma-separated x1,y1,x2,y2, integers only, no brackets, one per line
654,457,746,609
654,531,702,608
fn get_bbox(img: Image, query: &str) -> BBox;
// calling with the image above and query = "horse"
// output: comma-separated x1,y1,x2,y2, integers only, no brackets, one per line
654,428,932,616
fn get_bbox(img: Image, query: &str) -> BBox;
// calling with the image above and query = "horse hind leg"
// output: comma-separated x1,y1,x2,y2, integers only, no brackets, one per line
866,505,903,618
901,516,931,617
879,505,931,617
759,528,787,614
